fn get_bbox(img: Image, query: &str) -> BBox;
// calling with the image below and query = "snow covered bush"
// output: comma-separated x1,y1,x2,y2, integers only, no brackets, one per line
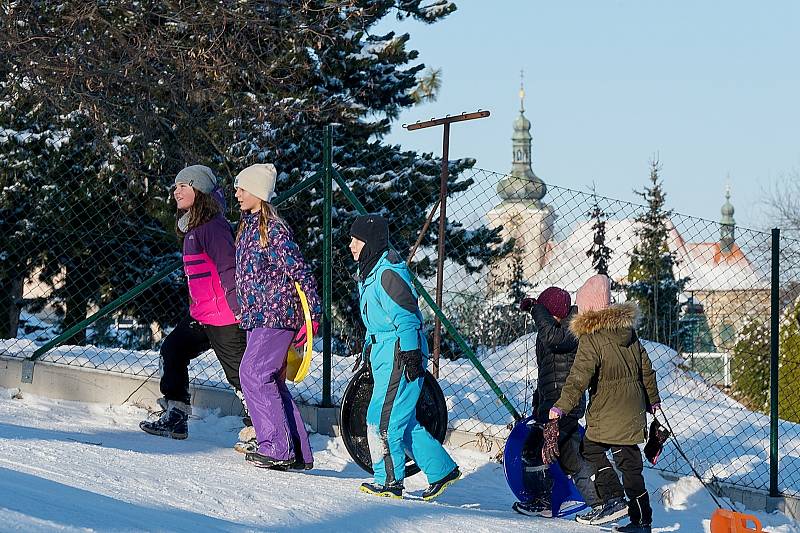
779,296,800,423
730,317,770,412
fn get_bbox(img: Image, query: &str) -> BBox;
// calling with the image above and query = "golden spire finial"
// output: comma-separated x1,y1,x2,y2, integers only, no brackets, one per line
519,69,525,112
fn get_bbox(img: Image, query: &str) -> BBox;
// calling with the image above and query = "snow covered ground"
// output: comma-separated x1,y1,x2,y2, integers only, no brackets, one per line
0,388,797,532
4,327,800,499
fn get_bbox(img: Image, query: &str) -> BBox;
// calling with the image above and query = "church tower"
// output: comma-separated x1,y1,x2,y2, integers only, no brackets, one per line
720,186,736,254
487,75,555,294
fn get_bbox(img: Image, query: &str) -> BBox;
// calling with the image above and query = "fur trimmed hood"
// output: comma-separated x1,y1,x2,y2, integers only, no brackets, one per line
569,301,640,338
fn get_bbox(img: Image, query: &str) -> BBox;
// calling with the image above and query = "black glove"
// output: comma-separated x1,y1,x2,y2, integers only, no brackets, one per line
541,419,560,465
519,297,537,313
644,418,670,465
398,349,424,381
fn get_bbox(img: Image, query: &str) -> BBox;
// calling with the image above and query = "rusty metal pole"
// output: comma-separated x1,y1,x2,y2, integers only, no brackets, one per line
404,110,491,379
406,198,440,266
432,123,450,377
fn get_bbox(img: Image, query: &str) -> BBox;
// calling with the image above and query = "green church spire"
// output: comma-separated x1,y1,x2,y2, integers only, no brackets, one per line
497,71,546,204
720,184,736,253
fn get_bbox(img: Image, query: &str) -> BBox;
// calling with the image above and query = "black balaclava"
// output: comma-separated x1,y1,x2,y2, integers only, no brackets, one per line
349,215,389,280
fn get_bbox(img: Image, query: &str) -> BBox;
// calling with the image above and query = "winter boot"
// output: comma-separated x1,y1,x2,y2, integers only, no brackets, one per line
612,523,652,533
359,481,403,499
512,496,553,518
288,458,314,471
245,451,295,469
422,466,461,501
139,400,190,439
612,492,652,532
233,425,258,454
577,496,628,525
263,458,314,472
575,504,606,524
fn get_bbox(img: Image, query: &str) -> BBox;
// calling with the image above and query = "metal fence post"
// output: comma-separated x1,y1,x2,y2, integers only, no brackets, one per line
331,168,521,421
322,125,333,407
770,227,780,497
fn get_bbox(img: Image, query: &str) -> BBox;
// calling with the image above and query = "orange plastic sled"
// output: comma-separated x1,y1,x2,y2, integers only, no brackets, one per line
710,509,763,533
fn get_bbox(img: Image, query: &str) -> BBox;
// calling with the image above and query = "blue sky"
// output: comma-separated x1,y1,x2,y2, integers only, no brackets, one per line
378,1,800,230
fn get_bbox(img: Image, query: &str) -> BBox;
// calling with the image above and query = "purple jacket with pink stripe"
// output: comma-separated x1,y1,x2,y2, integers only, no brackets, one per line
183,190,240,326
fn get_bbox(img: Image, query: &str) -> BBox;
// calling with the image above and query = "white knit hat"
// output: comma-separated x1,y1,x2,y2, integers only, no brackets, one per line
234,163,277,202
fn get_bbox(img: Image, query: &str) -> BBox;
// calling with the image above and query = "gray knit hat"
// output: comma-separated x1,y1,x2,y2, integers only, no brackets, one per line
174,165,218,194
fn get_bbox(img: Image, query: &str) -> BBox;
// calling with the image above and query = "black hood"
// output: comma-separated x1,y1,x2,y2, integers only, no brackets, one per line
350,214,389,280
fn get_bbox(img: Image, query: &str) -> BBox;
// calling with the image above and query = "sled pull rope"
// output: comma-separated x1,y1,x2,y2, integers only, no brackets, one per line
658,412,730,511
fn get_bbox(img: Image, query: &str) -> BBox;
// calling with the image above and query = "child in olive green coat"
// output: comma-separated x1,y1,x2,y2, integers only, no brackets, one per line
549,274,661,533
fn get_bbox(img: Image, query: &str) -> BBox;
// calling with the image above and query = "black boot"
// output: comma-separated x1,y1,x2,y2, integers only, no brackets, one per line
577,496,628,525
613,492,652,532
245,452,295,469
288,458,314,471
139,401,190,439
613,523,652,533
512,496,553,518
422,466,461,501
359,481,403,499
265,458,314,472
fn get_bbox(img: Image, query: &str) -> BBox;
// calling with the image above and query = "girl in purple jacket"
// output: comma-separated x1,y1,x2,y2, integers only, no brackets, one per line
234,163,322,470
140,165,247,440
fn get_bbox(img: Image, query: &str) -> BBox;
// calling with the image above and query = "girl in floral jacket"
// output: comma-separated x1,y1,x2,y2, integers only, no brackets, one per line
234,163,321,470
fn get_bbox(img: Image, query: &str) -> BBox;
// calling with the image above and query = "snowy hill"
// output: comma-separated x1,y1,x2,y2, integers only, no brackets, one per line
0,389,797,532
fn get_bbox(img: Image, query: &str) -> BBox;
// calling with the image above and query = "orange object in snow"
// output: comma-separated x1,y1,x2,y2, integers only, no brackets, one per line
710,509,763,533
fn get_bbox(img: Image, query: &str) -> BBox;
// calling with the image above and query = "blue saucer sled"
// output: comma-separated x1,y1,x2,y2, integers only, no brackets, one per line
504,415,587,518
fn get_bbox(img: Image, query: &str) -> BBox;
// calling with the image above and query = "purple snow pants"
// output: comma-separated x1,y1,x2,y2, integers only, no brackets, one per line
240,327,313,463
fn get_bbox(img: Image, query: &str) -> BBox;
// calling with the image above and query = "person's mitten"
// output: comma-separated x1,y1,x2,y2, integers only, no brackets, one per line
541,419,560,464
519,297,537,313
644,418,671,465
293,321,320,348
398,349,424,381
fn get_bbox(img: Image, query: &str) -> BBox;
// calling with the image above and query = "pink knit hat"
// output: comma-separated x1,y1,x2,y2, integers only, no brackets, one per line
576,274,611,312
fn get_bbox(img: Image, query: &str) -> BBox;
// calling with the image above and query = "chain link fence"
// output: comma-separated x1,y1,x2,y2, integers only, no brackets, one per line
404,163,799,499
0,116,331,400
3,124,800,499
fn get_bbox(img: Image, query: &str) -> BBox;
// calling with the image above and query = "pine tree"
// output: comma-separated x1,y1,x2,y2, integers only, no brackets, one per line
586,191,612,276
410,68,443,104
0,74,184,343
3,1,510,343
0,78,49,338
506,245,530,304
625,159,689,349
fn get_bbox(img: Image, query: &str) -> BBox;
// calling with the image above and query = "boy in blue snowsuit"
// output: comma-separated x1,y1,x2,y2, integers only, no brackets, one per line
349,215,460,500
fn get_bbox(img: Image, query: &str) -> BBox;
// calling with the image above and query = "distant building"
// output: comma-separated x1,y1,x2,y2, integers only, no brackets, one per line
487,84,769,349
486,80,554,292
